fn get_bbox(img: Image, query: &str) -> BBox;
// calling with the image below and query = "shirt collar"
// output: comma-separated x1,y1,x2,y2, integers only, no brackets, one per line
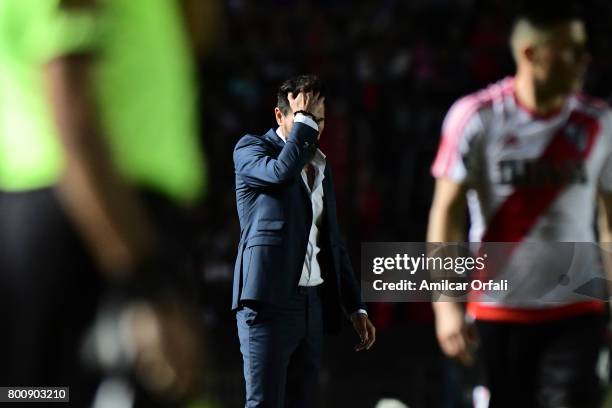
275,127,287,143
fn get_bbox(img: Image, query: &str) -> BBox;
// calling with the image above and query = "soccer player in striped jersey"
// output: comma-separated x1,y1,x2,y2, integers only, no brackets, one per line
428,4,610,407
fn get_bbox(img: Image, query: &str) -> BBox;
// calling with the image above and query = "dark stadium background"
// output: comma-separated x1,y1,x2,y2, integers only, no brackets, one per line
192,1,612,406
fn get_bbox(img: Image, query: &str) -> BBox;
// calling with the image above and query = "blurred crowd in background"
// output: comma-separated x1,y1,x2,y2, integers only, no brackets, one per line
197,1,612,406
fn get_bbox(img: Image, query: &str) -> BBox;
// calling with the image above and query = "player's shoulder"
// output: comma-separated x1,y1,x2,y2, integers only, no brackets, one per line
573,92,612,118
575,92,609,109
572,94,612,147
445,77,514,122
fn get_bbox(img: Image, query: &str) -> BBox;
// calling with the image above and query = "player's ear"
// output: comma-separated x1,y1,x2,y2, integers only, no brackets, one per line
523,45,538,65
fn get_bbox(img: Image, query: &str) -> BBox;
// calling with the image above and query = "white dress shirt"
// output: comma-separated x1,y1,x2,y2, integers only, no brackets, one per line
278,113,367,318
276,119,325,287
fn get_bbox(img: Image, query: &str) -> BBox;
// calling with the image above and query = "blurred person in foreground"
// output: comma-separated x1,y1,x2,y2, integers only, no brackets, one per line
428,3,612,407
0,0,211,406
232,75,376,407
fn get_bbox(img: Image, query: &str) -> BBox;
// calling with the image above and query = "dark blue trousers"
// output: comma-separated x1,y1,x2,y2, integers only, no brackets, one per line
236,286,323,408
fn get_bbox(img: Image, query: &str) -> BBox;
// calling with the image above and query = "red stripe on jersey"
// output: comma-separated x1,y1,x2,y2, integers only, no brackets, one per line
471,110,602,321
482,110,601,242
467,301,604,323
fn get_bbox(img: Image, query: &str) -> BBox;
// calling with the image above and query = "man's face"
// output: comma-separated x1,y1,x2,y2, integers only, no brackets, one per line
275,102,325,140
530,20,590,95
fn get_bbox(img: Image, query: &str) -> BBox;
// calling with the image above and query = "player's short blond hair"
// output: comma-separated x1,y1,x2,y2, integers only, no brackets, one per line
509,1,585,62
509,18,555,61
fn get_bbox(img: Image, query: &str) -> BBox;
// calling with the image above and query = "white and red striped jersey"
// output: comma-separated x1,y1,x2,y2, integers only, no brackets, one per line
432,76,612,322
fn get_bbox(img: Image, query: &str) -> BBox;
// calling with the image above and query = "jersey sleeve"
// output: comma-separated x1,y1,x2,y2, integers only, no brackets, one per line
598,111,612,192
431,95,484,184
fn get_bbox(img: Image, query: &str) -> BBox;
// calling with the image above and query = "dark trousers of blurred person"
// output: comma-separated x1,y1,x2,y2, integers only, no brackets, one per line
474,313,605,408
0,189,198,407
0,189,102,406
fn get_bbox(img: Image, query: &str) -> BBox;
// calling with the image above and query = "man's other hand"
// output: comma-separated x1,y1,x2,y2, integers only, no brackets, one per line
351,313,376,351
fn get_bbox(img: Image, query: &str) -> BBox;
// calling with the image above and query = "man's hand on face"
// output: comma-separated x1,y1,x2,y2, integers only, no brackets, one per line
288,91,324,116
312,97,325,122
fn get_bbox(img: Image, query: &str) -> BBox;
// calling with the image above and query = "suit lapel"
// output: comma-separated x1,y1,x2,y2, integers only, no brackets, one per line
322,167,332,220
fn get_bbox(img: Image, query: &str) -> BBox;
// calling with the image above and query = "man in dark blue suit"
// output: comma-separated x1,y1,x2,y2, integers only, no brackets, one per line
232,75,376,407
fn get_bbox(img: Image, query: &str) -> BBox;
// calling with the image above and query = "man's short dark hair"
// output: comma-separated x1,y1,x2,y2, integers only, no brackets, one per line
276,75,322,116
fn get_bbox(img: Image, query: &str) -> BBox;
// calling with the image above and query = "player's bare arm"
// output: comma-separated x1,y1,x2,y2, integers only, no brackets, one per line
428,177,476,365
45,55,157,278
598,191,612,297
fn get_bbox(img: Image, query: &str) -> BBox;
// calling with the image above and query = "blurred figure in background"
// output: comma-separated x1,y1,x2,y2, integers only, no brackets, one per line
428,2,611,407
0,0,211,406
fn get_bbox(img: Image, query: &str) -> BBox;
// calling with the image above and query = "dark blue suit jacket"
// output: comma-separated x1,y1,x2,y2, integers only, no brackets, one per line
232,122,364,331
